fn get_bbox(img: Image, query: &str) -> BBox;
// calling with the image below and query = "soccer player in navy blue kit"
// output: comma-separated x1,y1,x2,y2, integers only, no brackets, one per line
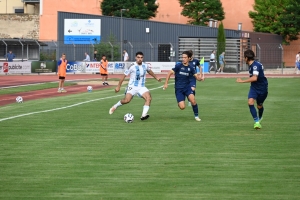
188,50,202,106
236,49,268,129
163,51,204,121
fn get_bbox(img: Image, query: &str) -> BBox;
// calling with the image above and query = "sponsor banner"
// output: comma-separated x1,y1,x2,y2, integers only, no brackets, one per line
108,62,114,74
159,62,176,71
64,19,101,44
66,61,86,73
144,62,162,73
0,62,31,74
85,62,101,73
84,61,115,73
113,62,127,74
31,61,56,73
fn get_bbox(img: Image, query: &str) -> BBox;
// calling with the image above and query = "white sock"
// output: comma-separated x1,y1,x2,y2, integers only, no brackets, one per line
142,105,150,116
58,88,61,90
114,101,122,108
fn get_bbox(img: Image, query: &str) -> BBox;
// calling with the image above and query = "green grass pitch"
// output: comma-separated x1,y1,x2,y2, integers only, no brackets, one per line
0,78,299,199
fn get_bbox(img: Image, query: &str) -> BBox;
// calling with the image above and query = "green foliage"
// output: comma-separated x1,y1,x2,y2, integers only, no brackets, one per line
93,33,120,61
249,0,300,43
101,0,158,19
40,50,56,61
217,21,226,67
179,0,225,26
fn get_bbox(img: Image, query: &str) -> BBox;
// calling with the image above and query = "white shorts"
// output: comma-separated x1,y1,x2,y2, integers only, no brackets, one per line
125,86,149,98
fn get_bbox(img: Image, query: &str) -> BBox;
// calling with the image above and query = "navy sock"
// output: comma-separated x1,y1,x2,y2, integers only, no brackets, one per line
258,107,264,119
249,105,259,122
192,104,199,117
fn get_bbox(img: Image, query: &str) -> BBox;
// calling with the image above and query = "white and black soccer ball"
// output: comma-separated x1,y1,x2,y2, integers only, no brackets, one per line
16,96,23,103
124,113,134,123
87,85,93,92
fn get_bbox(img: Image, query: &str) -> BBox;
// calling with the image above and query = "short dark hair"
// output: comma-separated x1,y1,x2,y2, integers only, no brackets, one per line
61,53,66,56
244,49,255,61
189,50,193,55
136,51,143,56
102,54,106,57
182,51,192,58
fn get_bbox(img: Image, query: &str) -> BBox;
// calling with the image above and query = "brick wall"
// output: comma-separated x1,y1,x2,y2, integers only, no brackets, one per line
0,14,39,39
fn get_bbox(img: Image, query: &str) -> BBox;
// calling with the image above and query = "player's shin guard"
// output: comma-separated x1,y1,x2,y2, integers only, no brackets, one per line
192,104,199,117
249,105,259,122
258,106,264,119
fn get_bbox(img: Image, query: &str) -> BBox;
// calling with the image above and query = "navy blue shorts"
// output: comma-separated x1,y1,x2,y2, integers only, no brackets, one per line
248,88,268,106
190,78,196,88
175,87,194,103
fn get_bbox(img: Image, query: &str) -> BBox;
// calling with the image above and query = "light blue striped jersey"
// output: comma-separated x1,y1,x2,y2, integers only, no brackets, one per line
124,62,151,87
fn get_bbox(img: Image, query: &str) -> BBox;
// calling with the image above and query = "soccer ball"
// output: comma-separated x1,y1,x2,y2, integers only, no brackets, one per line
124,113,134,123
87,85,93,92
16,96,23,103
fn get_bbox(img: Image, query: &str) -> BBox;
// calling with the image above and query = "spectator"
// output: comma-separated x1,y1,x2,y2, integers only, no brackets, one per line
4,50,16,62
94,49,98,61
295,52,300,74
83,52,90,61
209,50,216,73
218,52,226,73
123,50,129,61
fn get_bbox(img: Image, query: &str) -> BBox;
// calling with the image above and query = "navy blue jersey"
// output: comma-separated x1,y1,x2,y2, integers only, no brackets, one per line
189,58,200,71
249,60,268,92
172,63,196,89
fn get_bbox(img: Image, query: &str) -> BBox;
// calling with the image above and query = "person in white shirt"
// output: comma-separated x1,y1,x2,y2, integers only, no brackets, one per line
123,50,129,61
295,52,300,74
109,51,161,120
83,52,90,61
209,50,216,73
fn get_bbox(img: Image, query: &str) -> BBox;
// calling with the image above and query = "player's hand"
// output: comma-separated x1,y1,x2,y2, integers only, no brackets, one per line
156,77,161,82
201,76,205,81
163,84,168,90
191,87,195,91
115,86,120,93
236,78,243,83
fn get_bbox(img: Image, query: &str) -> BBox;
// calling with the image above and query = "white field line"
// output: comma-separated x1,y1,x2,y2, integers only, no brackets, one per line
0,84,169,122
0,82,161,102
0,78,102,89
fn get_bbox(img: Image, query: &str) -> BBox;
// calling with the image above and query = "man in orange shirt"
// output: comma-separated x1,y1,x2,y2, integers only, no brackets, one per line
100,54,109,85
57,53,67,92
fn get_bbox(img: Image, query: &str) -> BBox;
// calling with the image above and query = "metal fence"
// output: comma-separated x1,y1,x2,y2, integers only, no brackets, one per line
1,39,299,73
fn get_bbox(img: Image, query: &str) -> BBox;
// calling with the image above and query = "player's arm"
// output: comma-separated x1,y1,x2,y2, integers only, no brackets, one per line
57,59,62,75
147,70,161,82
163,70,174,90
115,74,126,93
236,75,258,83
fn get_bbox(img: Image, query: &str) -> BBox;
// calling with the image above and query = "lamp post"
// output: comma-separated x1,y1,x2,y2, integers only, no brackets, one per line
120,9,129,61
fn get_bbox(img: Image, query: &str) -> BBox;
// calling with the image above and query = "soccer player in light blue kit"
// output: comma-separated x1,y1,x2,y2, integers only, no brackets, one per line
109,51,161,120
236,49,268,129
188,50,202,106
163,51,204,121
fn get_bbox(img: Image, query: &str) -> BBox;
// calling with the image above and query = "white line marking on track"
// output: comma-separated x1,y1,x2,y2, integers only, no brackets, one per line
0,85,167,122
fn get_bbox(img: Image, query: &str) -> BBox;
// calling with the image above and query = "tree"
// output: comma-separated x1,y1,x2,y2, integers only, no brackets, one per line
249,0,300,43
179,0,225,26
217,21,225,68
101,0,158,19
94,33,120,61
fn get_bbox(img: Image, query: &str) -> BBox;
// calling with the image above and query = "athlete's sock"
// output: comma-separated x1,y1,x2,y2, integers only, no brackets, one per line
192,104,199,117
258,106,264,119
249,105,259,122
142,105,150,116
113,101,122,109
